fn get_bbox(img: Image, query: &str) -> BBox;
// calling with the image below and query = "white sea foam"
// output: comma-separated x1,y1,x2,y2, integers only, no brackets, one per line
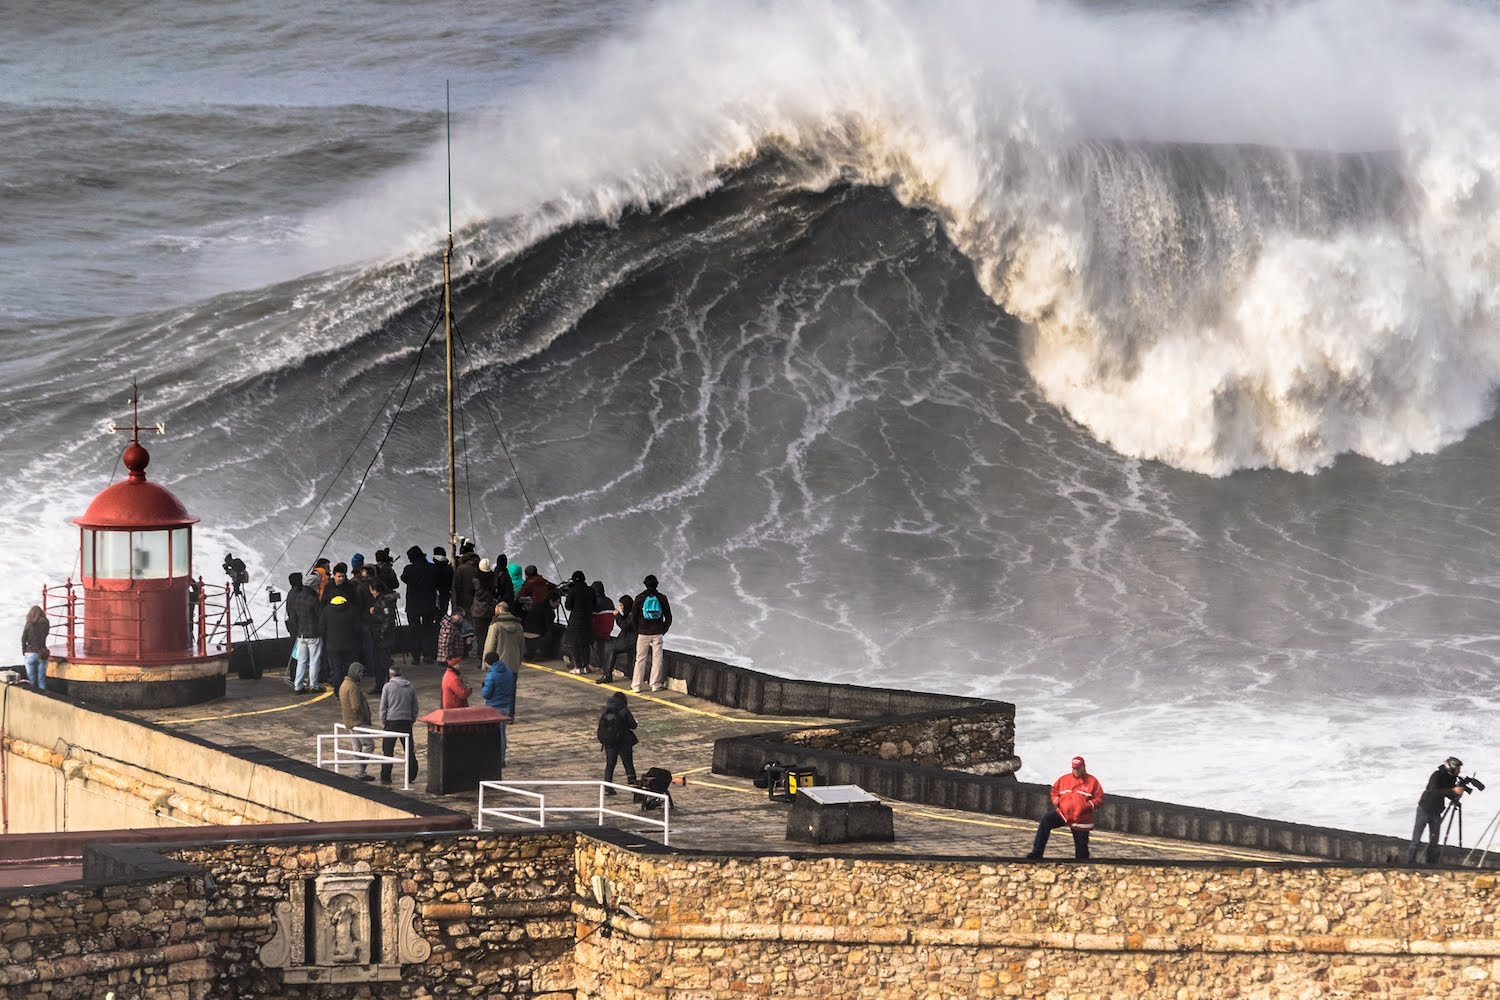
286,0,1500,476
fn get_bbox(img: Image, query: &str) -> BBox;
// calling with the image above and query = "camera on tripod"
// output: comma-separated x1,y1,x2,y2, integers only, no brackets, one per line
1459,775,1486,793
223,553,249,596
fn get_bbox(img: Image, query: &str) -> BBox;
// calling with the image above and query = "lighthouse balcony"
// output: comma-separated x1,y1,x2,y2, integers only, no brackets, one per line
41,578,234,665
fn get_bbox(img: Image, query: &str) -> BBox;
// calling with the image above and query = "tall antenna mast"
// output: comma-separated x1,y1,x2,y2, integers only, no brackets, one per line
443,81,458,555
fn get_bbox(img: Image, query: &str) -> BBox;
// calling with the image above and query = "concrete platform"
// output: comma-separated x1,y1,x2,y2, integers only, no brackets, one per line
132,652,1320,865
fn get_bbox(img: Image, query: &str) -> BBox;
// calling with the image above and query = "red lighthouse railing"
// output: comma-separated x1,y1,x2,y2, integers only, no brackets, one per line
41,577,233,664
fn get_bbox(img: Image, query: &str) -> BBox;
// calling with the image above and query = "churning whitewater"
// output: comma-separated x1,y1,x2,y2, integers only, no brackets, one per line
2,0,1500,839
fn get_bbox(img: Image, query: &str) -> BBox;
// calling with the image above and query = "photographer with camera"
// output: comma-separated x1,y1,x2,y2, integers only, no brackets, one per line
1406,756,1481,865
223,553,249,598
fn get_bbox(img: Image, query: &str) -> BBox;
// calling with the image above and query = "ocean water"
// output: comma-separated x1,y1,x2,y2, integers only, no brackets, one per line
4,0,1500,841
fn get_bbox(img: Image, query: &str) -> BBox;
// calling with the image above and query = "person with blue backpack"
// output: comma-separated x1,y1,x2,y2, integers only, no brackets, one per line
629,573,673,692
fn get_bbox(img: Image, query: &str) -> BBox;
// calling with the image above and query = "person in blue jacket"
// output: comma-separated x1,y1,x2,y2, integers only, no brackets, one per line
481,650,517,766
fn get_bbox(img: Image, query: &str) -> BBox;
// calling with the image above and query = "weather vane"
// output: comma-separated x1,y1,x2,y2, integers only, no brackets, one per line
105,381,166,441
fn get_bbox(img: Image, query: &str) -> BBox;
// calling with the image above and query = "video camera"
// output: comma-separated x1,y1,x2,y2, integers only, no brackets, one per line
223,553,249,597
1460,775,1486,793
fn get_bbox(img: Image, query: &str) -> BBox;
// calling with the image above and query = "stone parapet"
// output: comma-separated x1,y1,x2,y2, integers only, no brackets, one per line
2,829,1499,997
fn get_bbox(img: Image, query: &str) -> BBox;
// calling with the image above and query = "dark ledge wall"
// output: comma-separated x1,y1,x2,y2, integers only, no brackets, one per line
668,651,1427,866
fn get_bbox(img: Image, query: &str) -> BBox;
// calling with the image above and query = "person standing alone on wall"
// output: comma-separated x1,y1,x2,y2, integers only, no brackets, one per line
1406,756,1468,865
21,605,49,690
1025,755,1104,861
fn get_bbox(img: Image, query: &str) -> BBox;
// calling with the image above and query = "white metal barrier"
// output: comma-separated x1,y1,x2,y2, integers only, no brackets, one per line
316,723,412,790
476,780,671,845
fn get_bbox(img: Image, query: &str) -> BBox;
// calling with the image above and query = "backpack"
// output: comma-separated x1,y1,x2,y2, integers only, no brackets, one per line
641,594,663,622
596,707,627,747
633,767,673,811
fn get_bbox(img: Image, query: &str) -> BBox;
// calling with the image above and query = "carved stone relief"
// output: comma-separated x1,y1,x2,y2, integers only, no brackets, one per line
258,861,429,984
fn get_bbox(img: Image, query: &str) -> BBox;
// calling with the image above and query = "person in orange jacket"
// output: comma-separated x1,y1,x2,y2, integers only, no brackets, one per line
441,657,472,709
1025,755,1105,860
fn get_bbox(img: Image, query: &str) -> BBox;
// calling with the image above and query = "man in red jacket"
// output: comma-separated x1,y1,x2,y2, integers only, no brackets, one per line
441,657,472,709
1025,755,1105,861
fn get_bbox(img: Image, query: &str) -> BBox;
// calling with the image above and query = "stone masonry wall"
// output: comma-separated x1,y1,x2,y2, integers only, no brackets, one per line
0,871,213,1000
575,842,1500,999
777,706,1020,775
168,832,578,999
11,830,1500,998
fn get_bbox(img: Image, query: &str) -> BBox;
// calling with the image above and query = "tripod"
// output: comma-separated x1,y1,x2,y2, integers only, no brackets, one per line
231,586,256,644
1443,800,1465,851
1461,807,1500,869
229,583,263,679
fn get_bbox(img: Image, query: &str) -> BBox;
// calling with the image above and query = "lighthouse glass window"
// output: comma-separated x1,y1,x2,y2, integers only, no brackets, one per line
132,530,171,580
171,527,190,577
95,530,131,578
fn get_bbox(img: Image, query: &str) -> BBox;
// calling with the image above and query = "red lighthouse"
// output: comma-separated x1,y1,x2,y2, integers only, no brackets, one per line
43,393,232,707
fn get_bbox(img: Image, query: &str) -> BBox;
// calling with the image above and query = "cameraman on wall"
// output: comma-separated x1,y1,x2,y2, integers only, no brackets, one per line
1406,756,1473,865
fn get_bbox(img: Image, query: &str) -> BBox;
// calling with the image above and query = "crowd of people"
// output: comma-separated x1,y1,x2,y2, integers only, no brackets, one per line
21,546,1481,864
287,538,675,786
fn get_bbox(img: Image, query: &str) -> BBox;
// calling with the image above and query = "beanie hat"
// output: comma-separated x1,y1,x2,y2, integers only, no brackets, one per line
479,558,492,572
1071,756,1086,769
351,553,365,569
433,545,447,556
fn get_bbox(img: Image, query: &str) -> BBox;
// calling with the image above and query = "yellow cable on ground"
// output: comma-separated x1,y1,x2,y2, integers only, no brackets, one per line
519,659,833,727
163,686,334,725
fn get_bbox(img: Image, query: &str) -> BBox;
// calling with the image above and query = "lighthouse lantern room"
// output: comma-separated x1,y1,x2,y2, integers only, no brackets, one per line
42,391,232,708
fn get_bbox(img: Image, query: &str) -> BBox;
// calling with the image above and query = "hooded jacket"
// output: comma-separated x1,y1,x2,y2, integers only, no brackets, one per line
483,610,526,675
518,572,553,610
563,576,596,635
1052,770,1105,830
322,594,361,654
400,546,438,615
379,675,419,723
471,567,498,619
481,659,517,718
494,561,517,616
432,550,454,606
597,693,637,748
452,551,481,618
591,605,615,642
339,663,371,729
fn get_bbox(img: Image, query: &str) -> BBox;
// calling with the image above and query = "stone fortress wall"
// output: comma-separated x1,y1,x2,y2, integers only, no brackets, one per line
1,646,1495,998
5,829,1500,998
